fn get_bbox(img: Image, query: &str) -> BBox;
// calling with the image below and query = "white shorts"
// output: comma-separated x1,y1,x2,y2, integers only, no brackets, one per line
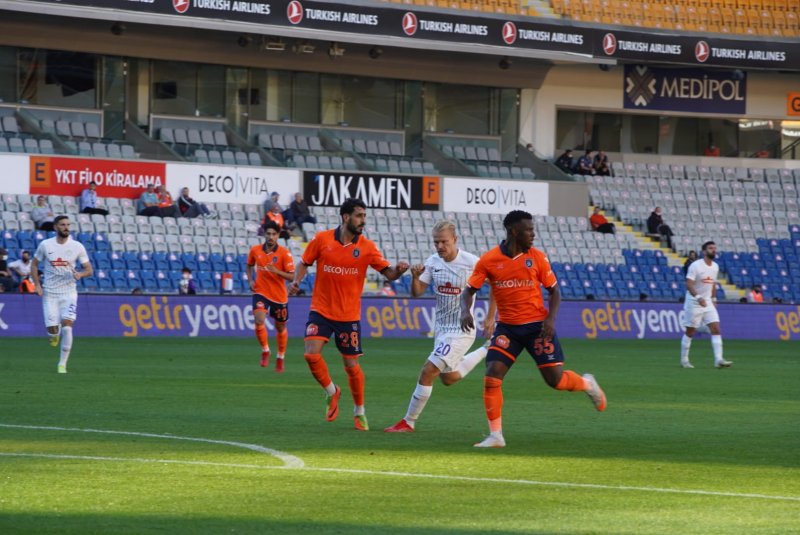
427,331,478,373
682,300,720,329
42,292,78,327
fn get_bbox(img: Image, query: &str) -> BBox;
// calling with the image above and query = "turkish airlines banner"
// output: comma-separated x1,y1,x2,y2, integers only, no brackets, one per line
303,171,440,211
18,0,800,70
623,65,747,114
29,156,166,199
441,177,548,216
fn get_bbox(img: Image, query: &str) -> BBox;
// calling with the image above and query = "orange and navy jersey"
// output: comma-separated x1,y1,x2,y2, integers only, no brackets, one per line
302,227,391,322
467,242,557,325
247,243,295,304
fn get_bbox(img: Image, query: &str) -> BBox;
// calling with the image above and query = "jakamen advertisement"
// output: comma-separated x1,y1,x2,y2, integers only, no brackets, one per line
1,294,797,341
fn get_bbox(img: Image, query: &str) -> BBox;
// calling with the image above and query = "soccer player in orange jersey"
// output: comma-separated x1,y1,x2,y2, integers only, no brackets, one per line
289,198,409,431
460,210,607,448
246,221,295,373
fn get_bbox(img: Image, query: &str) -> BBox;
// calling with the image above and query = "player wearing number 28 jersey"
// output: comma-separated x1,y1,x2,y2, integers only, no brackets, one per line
289,198,409,431
460,210,607,448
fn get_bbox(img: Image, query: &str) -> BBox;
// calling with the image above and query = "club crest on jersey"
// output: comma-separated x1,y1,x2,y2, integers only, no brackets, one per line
272,256,278,264
526,259,533,268
495,335,511,349
353,249,360,258
306,323,319,336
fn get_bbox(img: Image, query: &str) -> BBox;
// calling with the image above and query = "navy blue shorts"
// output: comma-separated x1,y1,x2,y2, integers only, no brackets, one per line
304,311,363,356
252,294,289,322
487,321,565,369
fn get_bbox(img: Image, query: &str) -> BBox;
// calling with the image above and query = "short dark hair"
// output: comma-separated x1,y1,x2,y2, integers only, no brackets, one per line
181,267,192,274
53,215,69,226
503,210,532,231
262,221,281,234
340,197,366,217
701,241,715,251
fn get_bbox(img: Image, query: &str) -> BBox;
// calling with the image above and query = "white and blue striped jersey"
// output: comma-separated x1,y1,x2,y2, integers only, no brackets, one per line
34,237,89,296
418,249,479,334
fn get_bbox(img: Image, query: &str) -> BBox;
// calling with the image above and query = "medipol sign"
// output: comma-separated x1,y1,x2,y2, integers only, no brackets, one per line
623,65,746,114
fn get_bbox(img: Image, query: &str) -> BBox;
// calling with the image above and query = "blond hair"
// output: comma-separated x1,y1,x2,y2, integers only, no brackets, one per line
432,220,457,236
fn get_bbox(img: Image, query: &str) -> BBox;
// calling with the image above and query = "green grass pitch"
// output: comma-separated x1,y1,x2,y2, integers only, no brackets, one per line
1,336,798,534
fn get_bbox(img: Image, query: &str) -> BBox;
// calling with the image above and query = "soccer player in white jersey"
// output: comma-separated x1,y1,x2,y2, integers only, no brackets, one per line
30,215,93,374
385,220,496,433
680,240,732,369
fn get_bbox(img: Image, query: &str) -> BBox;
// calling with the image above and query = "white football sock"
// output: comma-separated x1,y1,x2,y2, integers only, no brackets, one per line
59,326,73,367
324,382,337,396
711,335,723,363
680,335,692,362
404,384,433,426
454,346,488,378
354,405,365,416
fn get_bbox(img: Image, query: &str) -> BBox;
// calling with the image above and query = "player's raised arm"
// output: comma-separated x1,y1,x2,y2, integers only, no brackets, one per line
460,285,478,332
266,263,295,282
409,264,428,296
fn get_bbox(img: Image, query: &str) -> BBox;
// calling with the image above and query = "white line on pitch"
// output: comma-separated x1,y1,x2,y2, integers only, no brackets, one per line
0,423,304,469
2,451,798,503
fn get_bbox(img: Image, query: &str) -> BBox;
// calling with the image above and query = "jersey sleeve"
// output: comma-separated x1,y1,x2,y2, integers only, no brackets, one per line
301,235,321,266
369,242,392,272
34,242,46,263
246,246,256,266
77,243,90,266
467,257,488,289
418,256,434,286
685,261,697,281
282,249,295,272
536,252,557,288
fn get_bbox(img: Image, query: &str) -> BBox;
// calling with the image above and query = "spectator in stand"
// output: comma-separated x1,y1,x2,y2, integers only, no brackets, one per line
264,191,281,215
0,247,16,292
79,181,109,216
747,284,764,303
577,150,595,175
31,195,56,231
156,185,180,218
380,281,396,297
647,207,674,249
554,149,574,174
137,184,160,217
178,267,197,295
589,206,615,234
177,187,213,218
683,250,698,275
8,249,34,292
593,150,611,176
262,203,292,242
289,192,317,237
703,142,721,157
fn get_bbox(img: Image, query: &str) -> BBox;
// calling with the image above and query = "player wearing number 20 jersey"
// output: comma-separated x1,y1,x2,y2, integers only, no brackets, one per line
289,198,409,432
460,210,606,449
385,220,496,434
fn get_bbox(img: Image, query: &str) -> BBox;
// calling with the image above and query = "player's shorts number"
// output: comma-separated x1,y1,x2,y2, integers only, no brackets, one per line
274,308,288,322
533,338,554,356
434,342,452,356
338,331,360,348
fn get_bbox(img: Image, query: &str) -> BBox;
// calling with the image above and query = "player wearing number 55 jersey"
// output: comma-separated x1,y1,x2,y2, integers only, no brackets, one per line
385,220,496,433
246,221,295,373
30,215,93,374
460,210,606,448
289,198,409,431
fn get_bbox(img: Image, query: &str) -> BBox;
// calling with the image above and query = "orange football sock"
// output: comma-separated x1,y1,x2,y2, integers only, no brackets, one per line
255,324,269,350
484,376,504,432
304,353,332,389
555,370,587,391
344,363,365,407
276,329,288,355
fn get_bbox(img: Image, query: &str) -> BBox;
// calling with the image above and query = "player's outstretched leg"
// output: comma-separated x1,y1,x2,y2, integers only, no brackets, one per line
454,342,489,379
256,323,270,367
475,376,506,448
344,361,368,431
58,325,73,374
546,367,606,412
385,383,432,433
711,333,732,368
304,352,340,421
276,327,288,373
